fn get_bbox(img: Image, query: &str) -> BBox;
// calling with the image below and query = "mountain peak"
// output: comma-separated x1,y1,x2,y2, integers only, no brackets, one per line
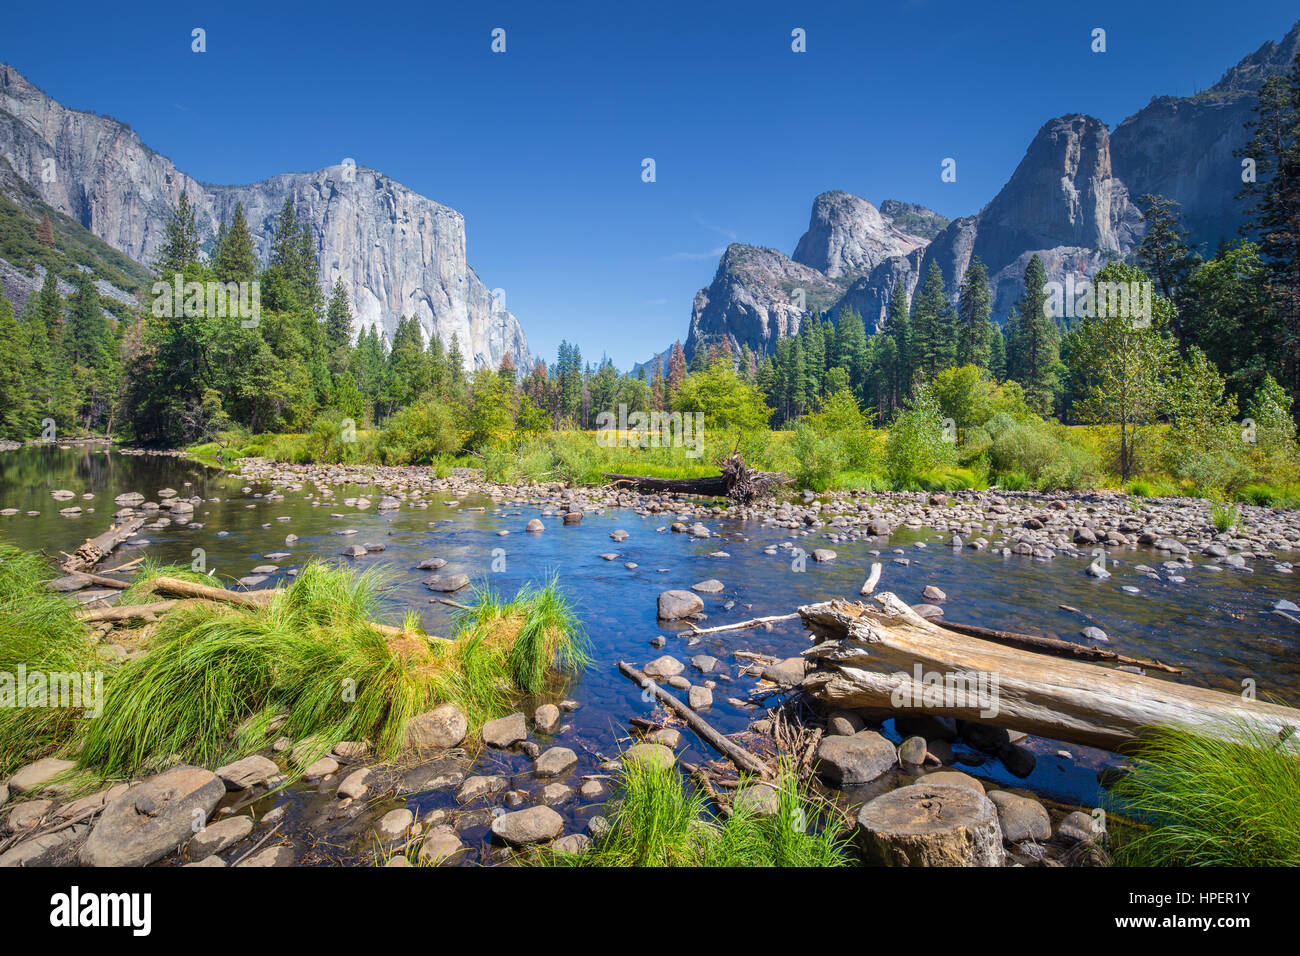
792,190,926,279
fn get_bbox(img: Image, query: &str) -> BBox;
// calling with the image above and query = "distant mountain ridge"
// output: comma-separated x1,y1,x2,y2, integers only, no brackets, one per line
673,19,1300,367
0,64,530,371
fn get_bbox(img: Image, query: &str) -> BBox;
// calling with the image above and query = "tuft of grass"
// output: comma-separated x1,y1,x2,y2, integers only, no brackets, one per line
1210,502,1240,533
0,545,105,776
75,563,588,778
539,758,849,867
1108,722,1300,867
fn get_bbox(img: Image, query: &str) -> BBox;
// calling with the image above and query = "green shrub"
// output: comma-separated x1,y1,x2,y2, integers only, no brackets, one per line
377,400,462,464
885,384,955,483
791,423,846,491
989,420,1098,490
996,470,1031,491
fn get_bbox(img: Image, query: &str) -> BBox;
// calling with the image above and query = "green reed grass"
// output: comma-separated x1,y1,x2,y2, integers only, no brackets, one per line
0,544,105,776
1109,722,1300,867
66,562,587,778
539,757,849,867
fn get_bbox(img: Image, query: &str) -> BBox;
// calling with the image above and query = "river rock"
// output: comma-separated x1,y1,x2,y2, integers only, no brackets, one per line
418,825,465,864
987,791,1051,843
552,833,592,854
424,573,469,592
456,775,507,803
7,757,76,795
526,519,545,533
5,799,52,832
215,754,279,790
815,732,897,785
761,657,807,685
375,808,414,841
405,704,468,749
622,743,675,770
826,710,867,736
303,757,338,781
81,766,225,867
337,768,373,800
643,655,684,679
657,589,704,620
533,704,561,733
919,770,985,794
238,845,296,867
491,805,563,845
898,736,929,766
732,781,781,816
1057,810,1106,844
482,712,528,748
534,747,577,777
187,815,253,858
691,578,725,593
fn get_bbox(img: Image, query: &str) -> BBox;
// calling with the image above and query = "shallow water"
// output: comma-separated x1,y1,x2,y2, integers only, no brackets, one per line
3,443,1298,862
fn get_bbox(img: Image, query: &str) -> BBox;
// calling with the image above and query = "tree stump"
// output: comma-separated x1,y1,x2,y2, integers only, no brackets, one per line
856,783,1005,867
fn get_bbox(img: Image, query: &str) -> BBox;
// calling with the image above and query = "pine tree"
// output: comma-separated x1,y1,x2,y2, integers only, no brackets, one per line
667,341,686,397
0,296,34,435
910,261,953,380
325,278,353,351
36,213,55,248
885,278,912,406
955,256,992,368
1011,255,1061,412
156,191,200,275
214,202,259,284
1135,194,1196,307
1236,60,1300,395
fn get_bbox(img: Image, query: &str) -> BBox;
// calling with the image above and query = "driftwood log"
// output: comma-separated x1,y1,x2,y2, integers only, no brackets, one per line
799,593,1300,754
80,576,448,643
602,454,789,504
938,619,1181,674
618,660,772,778
61,517,145,573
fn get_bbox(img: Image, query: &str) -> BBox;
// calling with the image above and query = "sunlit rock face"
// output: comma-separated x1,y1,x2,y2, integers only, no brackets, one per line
0,64,529,369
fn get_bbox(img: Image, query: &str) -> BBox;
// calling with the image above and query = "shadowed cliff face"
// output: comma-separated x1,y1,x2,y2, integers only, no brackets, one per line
684,244,845,359
1110,22,1300,251
0,64,529,371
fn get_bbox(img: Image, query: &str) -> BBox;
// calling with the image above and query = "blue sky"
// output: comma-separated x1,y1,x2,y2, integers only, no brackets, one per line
4,0,1297,368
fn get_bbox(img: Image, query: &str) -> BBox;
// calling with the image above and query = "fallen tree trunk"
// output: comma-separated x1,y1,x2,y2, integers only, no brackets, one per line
141,576,448,643
939,619,1182,674
77,600,184,622
799,593,1300,755
61,517,145,573
618,660,772,778
686,612,798,636
603,453,789,504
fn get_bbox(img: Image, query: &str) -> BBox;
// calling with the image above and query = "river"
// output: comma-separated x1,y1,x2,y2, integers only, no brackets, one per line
2,441,1298,863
